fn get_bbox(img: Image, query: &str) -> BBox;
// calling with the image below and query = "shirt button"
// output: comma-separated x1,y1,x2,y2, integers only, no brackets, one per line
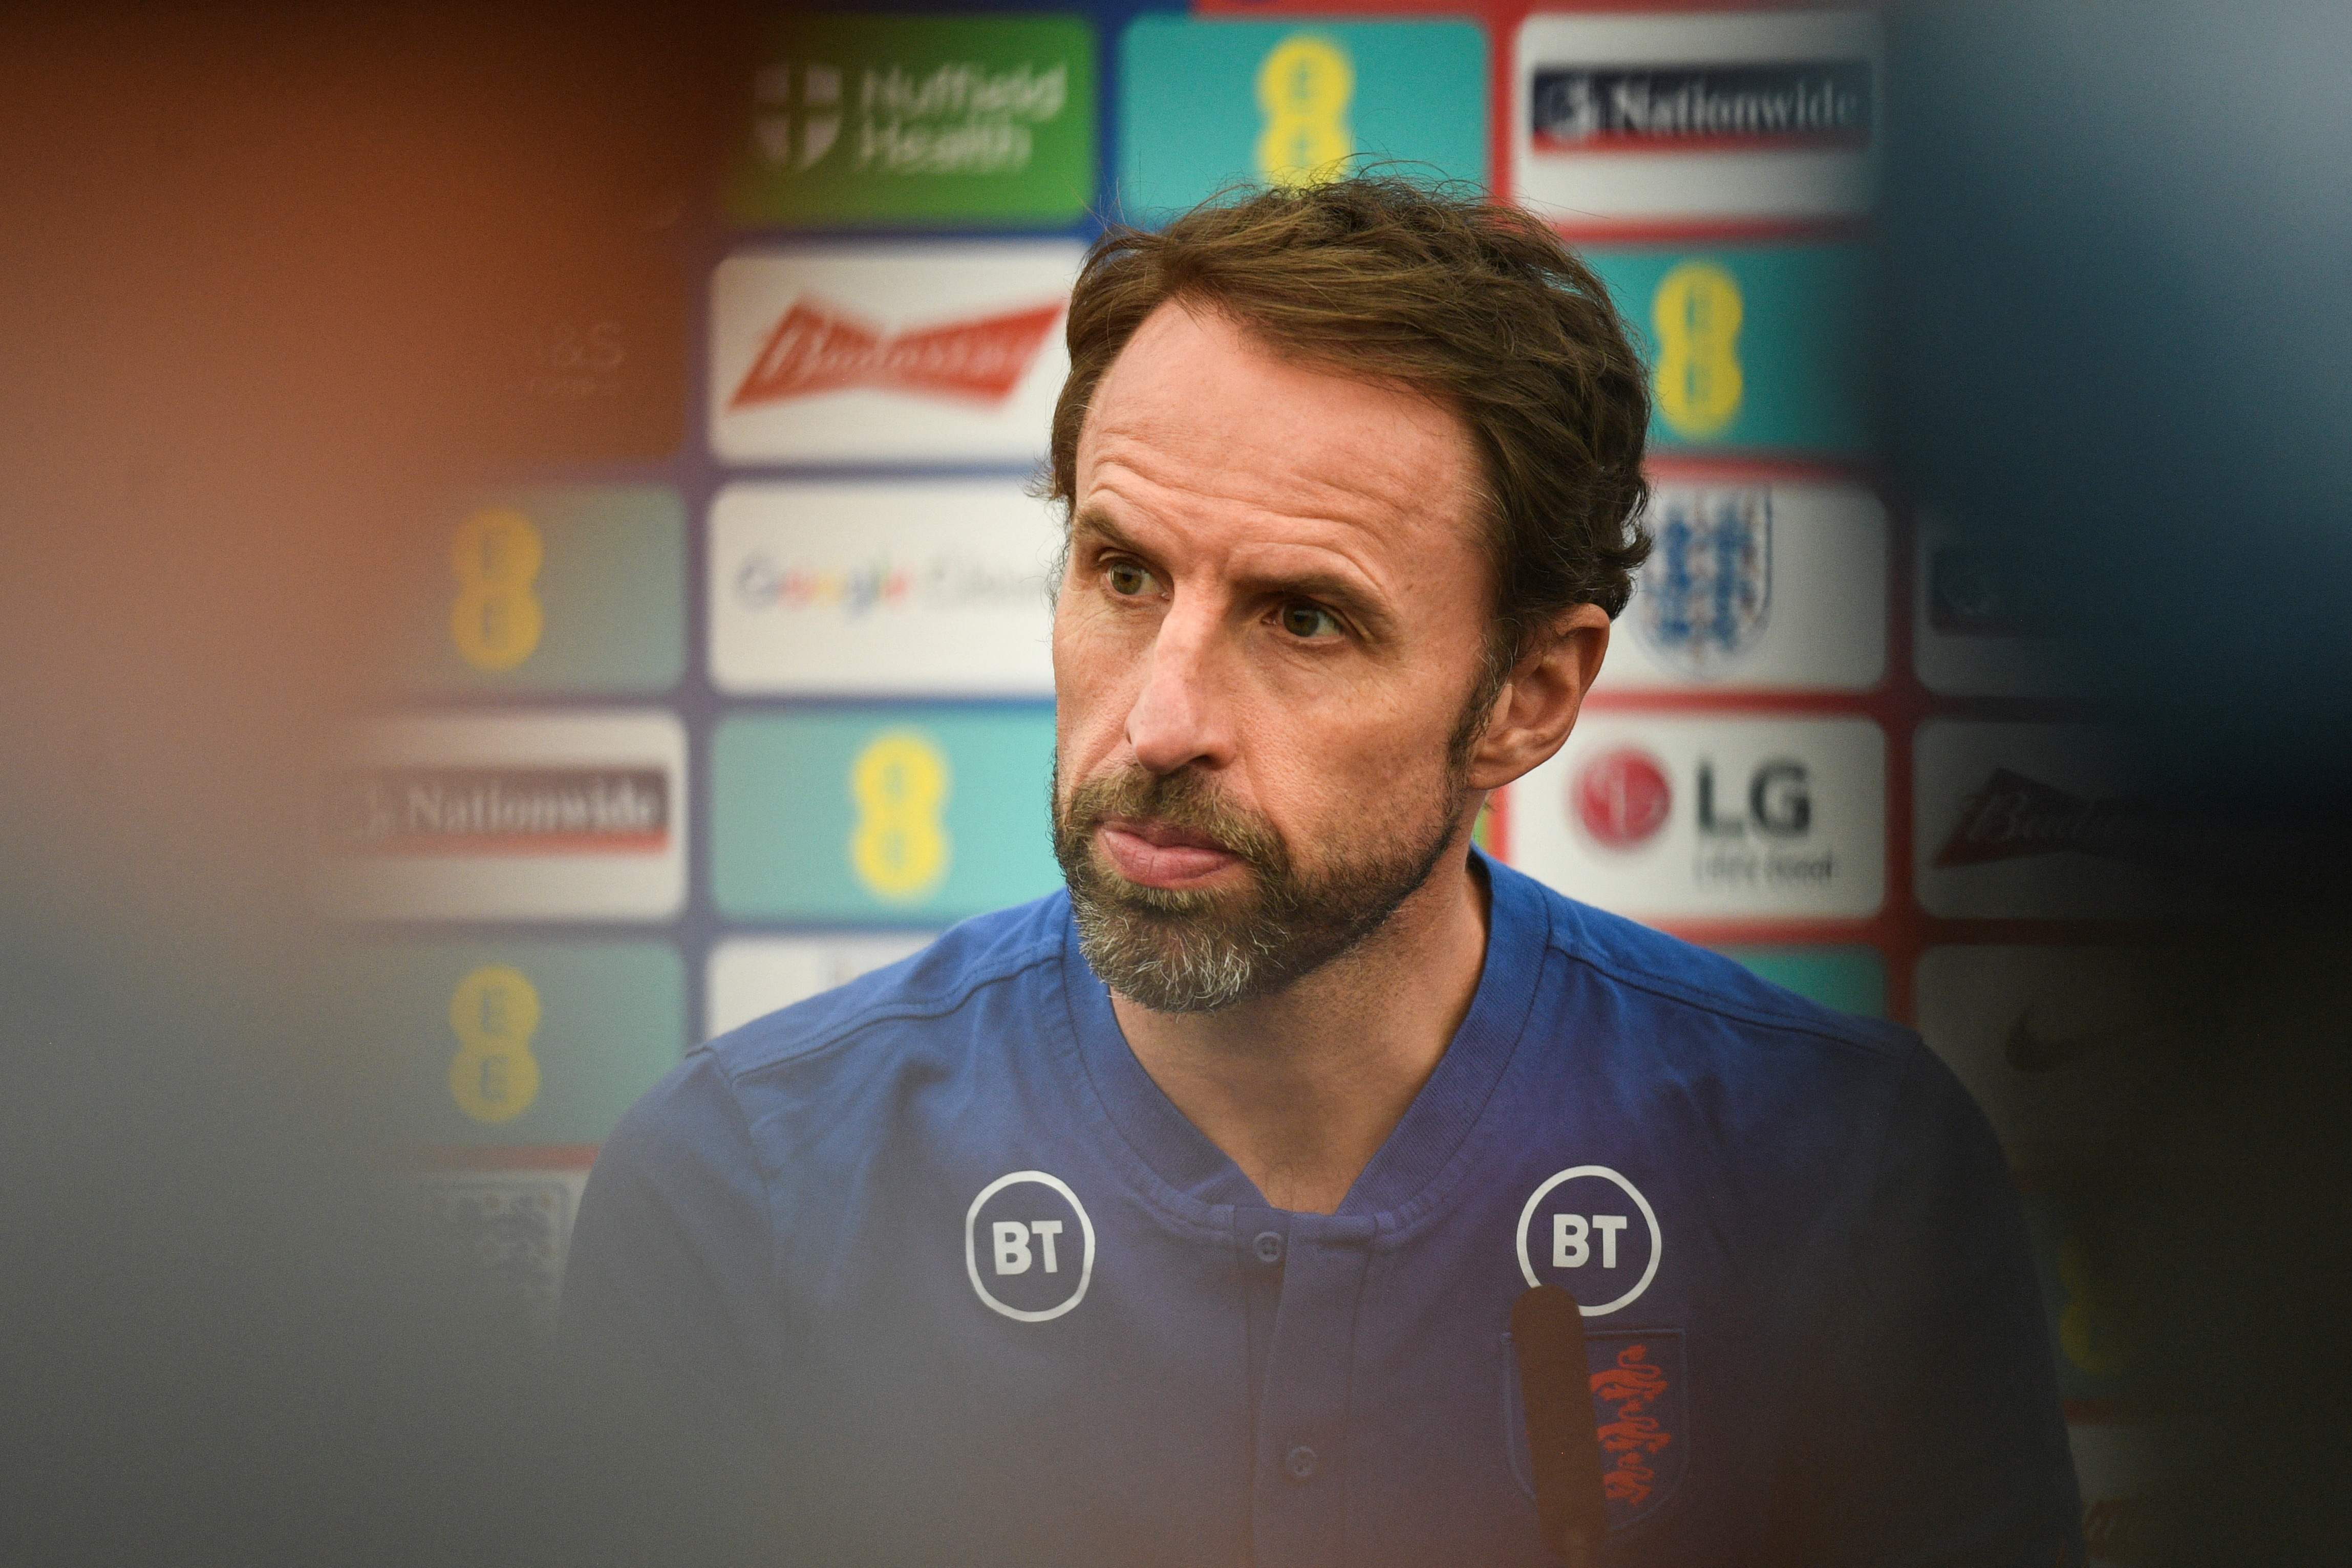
1252,1230,1285,1265
1284,1444,1319,1481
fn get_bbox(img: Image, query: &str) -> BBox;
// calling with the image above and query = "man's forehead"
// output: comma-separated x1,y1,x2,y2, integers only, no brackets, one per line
1075,300,1482,547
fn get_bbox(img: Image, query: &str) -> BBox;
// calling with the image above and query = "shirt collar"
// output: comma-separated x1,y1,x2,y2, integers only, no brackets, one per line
1056,846,1553,1222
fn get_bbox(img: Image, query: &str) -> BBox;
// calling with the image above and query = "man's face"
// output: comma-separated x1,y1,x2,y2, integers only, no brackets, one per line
1050,300,1498,1013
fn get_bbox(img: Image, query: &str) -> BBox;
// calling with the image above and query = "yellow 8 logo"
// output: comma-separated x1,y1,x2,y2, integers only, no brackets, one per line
1255,35,1354,189
448,507,546,672
2056,1237,2132,1378
848,729,952,902
1651,261,1746,439
447,964,543,1125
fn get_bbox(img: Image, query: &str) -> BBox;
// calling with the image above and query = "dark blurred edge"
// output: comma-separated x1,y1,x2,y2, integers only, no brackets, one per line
1884,3,2352,1563
0,5,775,1566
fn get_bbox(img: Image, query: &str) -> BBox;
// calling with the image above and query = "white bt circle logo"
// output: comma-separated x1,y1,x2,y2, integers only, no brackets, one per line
1515,1165,1663,1316
965,1170,1095,1323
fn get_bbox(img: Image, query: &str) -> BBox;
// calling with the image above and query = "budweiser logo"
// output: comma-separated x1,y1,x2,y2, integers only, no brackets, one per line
729,295,1063,409
1934,768,2152,868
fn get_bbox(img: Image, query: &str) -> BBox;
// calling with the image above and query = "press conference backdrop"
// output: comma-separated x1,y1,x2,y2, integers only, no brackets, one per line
322,5,2140,1557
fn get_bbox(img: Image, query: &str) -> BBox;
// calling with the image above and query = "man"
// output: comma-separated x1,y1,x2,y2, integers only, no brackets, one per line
563,179,2082,1566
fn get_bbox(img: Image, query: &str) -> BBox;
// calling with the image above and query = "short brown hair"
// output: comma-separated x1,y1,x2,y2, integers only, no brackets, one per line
1047,176,1653,667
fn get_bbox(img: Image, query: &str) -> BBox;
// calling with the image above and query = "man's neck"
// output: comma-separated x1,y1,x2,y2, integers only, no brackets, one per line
1107,837,1493,1215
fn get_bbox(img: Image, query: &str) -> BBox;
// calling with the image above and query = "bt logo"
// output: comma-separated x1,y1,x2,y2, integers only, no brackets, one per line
989,1218,1066,1275
965,1170,1095,1322
1515,1165,1662,1316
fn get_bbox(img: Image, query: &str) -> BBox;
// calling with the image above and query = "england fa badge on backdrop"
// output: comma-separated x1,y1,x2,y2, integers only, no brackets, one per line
1631,488,1772,678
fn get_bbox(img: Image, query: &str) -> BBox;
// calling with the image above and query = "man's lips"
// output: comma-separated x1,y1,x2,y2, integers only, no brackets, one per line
1096,818,1244,889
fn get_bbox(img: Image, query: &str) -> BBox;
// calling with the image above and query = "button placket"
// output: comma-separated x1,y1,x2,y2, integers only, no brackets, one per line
1248,1219,1372,1568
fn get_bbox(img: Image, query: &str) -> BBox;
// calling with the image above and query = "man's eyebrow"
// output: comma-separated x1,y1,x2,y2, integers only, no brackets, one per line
1068,504,1397,634
1067,507,1149,557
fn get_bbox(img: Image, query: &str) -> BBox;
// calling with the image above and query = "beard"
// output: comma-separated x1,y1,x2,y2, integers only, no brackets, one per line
1050,750,1472,1016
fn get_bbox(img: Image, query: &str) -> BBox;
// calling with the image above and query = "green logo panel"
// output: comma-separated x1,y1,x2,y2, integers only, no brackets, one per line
1583,242,1873,458
728,14,1097,228
1713,944,1888,1018
715,706,1063,922
396,485,685,694
1117,17,1488,220
337,941,686,1148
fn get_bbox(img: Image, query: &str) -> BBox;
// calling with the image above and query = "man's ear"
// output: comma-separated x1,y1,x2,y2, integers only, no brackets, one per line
1463,605,1612,792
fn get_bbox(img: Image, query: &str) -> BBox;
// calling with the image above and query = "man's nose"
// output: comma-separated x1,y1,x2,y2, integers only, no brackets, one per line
1125,598,1235,777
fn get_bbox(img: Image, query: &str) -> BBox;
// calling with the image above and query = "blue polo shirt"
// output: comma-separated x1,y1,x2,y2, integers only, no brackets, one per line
562,852,2082,1566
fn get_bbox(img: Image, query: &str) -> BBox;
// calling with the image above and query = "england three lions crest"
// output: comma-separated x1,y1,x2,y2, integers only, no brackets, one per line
1633,489,1772,678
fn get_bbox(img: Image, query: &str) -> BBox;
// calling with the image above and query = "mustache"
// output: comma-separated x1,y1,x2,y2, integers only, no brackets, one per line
1059,766,1289,876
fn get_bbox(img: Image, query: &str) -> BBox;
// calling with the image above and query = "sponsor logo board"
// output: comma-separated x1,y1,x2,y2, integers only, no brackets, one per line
1915,946,2157,1163
318,711,686,921
2069,1419,2156,1564
713,706,1060,922
397,487,685,695
1117,19,1487,218
416,1169,588,1334
726,15,1097,228
709,242,1082,464
1583,242,1871,456
1603,478,1886,690
709,479,1058,696
2022,1190,2137,1408
334,941,685,1146
1913,515,2086,697
1509,715,1886,920
705,933,936,1039
1914,723,2170,918
1514,11,1881,224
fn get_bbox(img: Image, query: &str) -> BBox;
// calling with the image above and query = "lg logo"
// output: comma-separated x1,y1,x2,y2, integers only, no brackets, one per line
1698,758,1810,839
1515,1166,1663,1316
1572,748,1813,849
965,1171,1095,1323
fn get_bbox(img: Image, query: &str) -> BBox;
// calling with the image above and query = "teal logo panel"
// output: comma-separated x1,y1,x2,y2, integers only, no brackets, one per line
1582,243,1872,458
399,486,686,694
1713,944,1888,1018
714,706,1062,922
1117,18,1488,221
337,941,686,1147
2023,1189,2136,1409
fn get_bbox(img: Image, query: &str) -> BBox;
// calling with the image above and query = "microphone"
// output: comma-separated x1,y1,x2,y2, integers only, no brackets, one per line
1512,1283,1608,1567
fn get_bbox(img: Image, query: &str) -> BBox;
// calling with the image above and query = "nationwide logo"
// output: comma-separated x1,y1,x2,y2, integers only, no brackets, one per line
323,766,670,855
1531,61,1873,153
1633,488,1771,676
1573,748,1674,849
734,551,1040,616
1934,769,2154,869
753,57,1070,178
728,296,1065,411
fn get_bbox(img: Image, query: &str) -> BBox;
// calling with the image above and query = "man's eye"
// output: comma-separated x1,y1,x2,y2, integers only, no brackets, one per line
1105,561,1156,597
1279,602,1342,639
